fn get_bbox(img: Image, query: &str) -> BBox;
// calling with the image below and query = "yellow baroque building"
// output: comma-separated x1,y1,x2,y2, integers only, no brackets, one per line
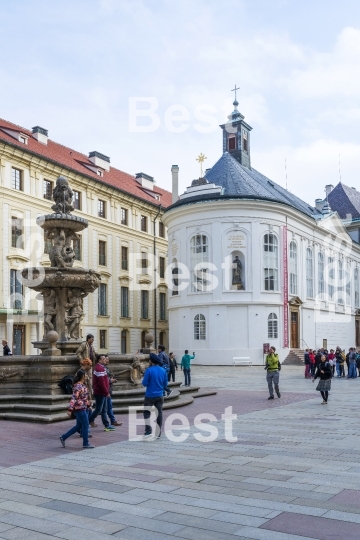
0,119,170,355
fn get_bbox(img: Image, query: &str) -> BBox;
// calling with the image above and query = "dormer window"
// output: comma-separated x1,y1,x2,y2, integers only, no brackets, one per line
228,136,236,151
19,135,28,145
243,130,248,152
97,169,104,177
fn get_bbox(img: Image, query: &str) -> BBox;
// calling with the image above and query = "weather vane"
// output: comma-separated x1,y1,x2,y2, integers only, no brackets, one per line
196,153,207,177
231,84,240,101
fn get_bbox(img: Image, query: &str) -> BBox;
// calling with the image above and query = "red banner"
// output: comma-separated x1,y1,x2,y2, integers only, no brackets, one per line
283,226,289,347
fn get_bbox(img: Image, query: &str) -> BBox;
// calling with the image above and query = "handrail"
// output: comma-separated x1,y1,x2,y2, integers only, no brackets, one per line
300,338,309,350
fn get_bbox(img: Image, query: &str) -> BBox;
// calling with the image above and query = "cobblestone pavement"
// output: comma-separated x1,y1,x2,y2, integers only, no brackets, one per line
0,365,360,539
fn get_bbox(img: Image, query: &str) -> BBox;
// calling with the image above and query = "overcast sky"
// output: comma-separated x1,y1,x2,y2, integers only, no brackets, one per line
1,0,360,206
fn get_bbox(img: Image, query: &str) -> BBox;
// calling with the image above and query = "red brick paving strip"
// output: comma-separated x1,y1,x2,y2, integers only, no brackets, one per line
0,390,314,468
261,511,360,540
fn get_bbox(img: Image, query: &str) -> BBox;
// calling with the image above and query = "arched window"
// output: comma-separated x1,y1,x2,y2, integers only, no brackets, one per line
190,235,209,293
263,233,278,291
268,313,278,339
194,314,206,340
306,247,314,298
318,252,325,299
289,241,297,295
355,268,359,308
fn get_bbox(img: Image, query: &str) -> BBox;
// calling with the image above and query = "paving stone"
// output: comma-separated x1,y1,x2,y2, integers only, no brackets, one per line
0,527,59,540
55,527,120,540
157,511,244,533
45,511,125,534
77,480,134,493
174,526,244,540
101,512,185,534
113,526,177,539
0,513,67,535
266,486,333,501
139,500,217,518
261,510,360,540
40,500,111,518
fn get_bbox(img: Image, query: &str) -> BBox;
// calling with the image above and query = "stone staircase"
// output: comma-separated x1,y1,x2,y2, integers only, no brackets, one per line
283,348,305,366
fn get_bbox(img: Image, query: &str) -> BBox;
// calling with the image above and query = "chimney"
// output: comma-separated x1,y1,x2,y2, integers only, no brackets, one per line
171,165,179,204
89,151,110,172
32,126,48,145
135,172,154,191
315,198,323,211
325,184,334,198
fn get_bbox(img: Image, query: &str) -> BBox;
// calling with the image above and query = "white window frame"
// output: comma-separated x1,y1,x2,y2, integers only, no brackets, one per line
355,267,359,308
263,233,279,291
289,241,297,295
268,313,278,339
318,252,325,300
338,259,344,305
194,314,206,340
306,247,314,298
190,234,209,293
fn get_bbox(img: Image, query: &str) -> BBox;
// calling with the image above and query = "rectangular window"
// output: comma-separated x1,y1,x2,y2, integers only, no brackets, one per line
121,246,128,270
73,190,81,210
99,240,106,266
159,292,166,321
121,330,127,354
11,217,24,249
98,199,106,218
243,130,248,152
99,329,106,349
159,222,165,238
228,136,236,151
140,215,147,232
121,208,128,226
141,252,147,274
73,235,81,261
159,257,165,279
98,283,107,316
328,257,335,300
121,286,129,317
10,269,23,309
43,180,53,201
141,290,149,319
11,168,22,191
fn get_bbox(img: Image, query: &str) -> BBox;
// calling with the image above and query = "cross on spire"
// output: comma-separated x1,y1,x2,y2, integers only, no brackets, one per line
231,84,240,101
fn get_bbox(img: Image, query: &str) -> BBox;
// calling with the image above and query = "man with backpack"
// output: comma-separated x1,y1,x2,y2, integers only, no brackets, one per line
157,344,172,397
335,347,345,377
265,346,281,400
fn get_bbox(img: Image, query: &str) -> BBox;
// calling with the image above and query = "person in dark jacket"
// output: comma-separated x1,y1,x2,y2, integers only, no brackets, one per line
168,352,178,382
347,347,357,379
104,355,122,426
2,340,11,356
157,345,172,397
335,347,345,377
313,355,332,404
88,355,115,432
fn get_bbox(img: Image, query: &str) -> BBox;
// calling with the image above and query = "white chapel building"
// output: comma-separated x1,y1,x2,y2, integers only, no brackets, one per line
163,98,360,365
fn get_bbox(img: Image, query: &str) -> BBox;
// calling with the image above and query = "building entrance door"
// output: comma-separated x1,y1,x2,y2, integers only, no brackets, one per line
356,318,360,348
290,311,299,348
13,325,25,355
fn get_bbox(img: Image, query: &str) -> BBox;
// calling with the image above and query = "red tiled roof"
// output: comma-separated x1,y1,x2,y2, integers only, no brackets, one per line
0,118,172,208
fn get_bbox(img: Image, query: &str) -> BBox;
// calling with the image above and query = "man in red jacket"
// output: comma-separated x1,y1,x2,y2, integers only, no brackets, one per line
88,355,115,432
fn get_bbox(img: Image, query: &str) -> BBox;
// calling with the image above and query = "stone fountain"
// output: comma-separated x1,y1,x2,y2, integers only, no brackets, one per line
22,175,101,355
0,176,216,423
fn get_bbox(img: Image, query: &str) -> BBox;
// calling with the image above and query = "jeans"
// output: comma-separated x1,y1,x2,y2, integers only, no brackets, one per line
348,363,357,378
143,396,163,436
267,371,280,397
336,363,344,377
89,395,109,427
183,368,191,386
62,409,89,447
107,397,116,424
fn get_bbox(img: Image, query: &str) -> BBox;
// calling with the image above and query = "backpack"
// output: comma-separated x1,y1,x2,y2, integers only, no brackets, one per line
58,375,74,395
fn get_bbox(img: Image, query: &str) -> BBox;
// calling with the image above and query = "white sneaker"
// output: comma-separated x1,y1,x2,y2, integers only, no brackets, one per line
142,434,153,440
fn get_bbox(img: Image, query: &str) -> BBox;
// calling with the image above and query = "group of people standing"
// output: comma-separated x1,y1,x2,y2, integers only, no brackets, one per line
60,334,197,446
304,347,360,379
